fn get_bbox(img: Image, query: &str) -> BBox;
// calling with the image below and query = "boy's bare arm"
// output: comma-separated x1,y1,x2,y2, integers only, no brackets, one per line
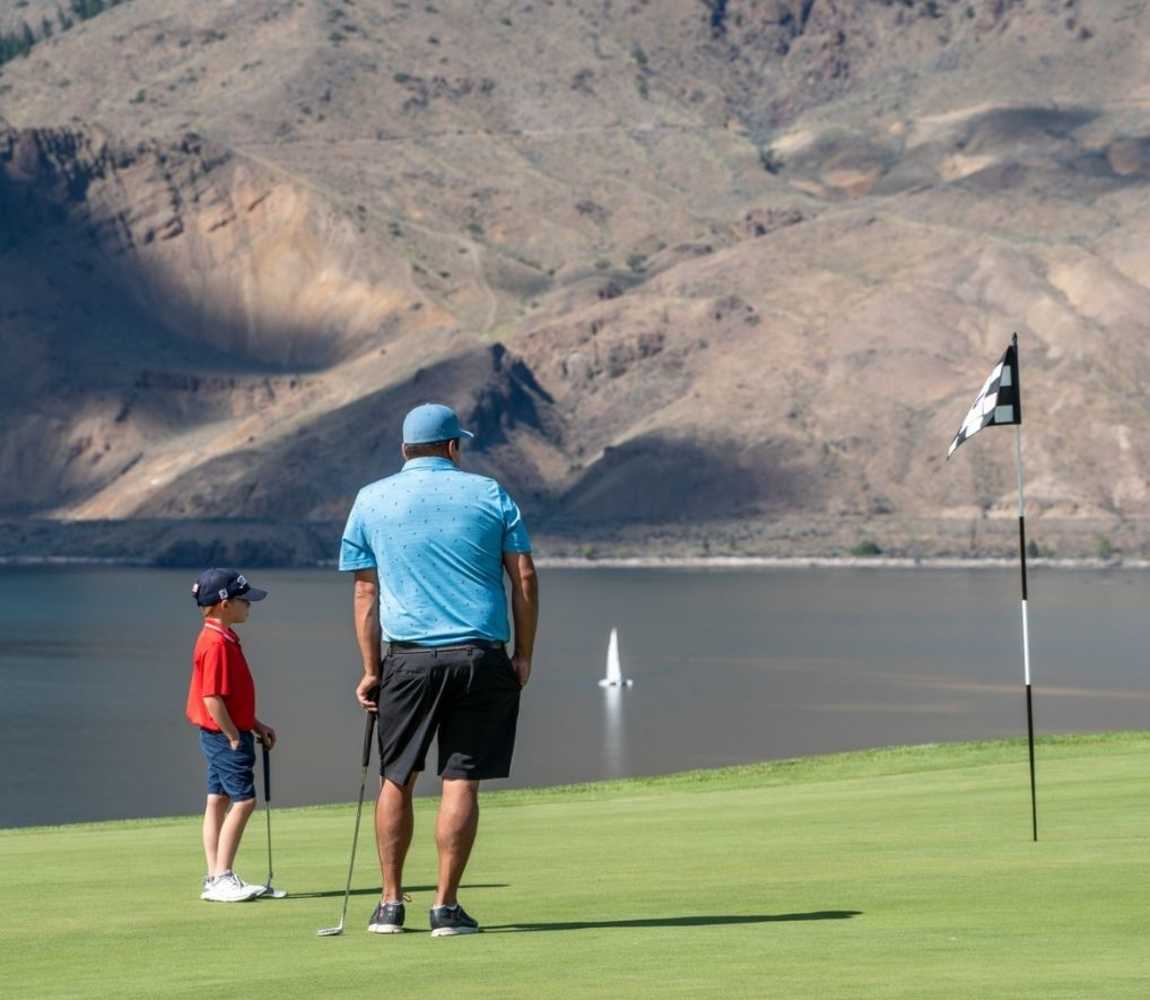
203,696,242,749
353,568,382,711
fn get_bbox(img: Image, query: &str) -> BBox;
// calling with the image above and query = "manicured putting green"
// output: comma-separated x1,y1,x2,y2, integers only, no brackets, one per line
4,732,1149,999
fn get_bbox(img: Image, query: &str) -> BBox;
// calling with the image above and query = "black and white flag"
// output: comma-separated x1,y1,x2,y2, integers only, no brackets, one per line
947,343,1021,458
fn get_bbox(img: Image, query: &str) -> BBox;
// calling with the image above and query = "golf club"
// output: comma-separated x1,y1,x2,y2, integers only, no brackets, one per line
316,706,377,936
255,740,287,899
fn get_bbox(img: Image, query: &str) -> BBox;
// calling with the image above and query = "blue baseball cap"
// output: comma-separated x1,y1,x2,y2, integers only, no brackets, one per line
193,569,269,607
402,403,474,445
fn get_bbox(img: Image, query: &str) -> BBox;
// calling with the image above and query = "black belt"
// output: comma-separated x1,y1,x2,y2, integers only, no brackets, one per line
386,639,505,655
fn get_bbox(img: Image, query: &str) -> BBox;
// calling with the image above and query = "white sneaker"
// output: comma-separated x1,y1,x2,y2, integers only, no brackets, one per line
200,875,215,900
203,871,261,902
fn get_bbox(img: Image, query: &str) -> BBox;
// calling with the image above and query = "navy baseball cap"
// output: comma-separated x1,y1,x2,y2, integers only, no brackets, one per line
402,403,474,445
192,569,269,607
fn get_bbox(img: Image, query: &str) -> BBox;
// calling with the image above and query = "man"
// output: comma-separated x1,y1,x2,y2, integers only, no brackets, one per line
338,402,539,938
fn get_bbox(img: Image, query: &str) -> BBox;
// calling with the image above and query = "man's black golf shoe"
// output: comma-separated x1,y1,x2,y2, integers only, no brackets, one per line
429,903,480,937
368,900,406,934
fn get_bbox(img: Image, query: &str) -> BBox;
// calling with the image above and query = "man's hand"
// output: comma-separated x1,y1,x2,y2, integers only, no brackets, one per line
356,674,380,712
255,720,277,750
511,653,532,688
228,735,242,751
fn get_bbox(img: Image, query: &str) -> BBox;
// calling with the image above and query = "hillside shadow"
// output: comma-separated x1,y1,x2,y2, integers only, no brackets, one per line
484,910,862,933
287,882,509,900
549,432,812,525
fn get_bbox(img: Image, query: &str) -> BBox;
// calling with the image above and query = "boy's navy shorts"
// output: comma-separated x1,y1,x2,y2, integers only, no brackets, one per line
199,729,256,801
376,642,521,786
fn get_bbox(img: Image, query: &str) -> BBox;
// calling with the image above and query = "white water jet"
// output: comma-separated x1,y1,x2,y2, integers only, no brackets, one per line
598,627,634,687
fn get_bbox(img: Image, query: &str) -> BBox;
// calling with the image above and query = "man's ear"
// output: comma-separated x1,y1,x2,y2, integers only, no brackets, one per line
401,444,410,461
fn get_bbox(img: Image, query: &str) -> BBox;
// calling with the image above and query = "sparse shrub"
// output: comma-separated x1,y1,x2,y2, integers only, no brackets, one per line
0,0,130,68
759,147,784,174
706,0,729,35
0,23,35,65
849,540,883,557
1096,535,1115,561
627,253,647,273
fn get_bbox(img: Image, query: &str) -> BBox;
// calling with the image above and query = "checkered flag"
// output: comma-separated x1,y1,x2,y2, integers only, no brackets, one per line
947,342,1021,458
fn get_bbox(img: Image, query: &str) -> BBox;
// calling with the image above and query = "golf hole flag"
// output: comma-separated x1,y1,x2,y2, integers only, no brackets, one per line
947,342,1021,458
946,333,1039,841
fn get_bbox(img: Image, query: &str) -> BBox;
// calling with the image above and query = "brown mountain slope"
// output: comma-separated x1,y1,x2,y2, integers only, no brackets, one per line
3,0,1150,559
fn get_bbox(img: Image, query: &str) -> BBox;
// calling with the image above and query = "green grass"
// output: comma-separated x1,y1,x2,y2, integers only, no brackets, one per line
5,732,1150,999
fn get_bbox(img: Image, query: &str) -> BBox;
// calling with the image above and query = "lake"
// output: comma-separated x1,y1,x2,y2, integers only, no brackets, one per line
2,564,1148,827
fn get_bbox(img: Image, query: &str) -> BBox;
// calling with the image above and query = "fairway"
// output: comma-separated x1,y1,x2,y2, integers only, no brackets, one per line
4,733,1150,999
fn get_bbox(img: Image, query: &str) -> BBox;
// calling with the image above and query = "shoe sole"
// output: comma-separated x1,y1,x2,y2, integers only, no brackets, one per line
368,924,404,934
430,926,480,937
203,892,261,902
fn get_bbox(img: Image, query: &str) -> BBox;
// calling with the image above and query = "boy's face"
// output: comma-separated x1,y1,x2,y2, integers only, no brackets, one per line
205,597,251,626
227,597,252,624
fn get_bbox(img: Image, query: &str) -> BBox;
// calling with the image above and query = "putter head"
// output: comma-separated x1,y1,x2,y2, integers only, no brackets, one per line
315,924,345,937
257,886,288,899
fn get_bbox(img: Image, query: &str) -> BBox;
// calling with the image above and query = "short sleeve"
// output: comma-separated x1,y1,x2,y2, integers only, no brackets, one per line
199,643,231,698
498,486,532,553
338,495,377,571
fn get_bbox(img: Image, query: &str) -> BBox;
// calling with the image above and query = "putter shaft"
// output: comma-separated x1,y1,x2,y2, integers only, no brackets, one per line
316,709,376,937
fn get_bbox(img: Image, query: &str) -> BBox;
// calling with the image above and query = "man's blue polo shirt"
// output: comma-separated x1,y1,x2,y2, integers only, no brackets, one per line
338,457,532,647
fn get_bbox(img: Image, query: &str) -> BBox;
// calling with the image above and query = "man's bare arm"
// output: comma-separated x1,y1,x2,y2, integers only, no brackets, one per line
502,551,539,687
353,568,382,710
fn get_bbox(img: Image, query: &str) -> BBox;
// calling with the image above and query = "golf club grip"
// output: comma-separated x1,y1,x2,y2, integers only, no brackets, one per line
361,703,377,768
262,743,271,802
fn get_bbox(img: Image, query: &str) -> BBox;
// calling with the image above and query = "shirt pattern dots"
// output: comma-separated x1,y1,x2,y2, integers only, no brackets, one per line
338,457,532,646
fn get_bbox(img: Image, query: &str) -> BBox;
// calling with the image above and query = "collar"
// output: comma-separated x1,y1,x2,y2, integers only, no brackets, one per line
401,457,458,472
202,621,241,645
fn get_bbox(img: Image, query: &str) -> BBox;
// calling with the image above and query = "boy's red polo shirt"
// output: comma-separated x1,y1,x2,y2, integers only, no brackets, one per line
186,621,257,732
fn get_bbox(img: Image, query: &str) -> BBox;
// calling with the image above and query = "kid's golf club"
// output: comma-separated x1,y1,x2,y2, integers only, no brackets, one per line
316,706,377,937
256,740,287,899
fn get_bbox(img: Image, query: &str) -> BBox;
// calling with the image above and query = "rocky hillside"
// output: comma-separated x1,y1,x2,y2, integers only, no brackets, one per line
3,0,1150,560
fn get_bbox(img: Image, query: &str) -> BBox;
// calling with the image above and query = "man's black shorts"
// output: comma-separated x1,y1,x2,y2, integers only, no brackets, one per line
376,643,521,785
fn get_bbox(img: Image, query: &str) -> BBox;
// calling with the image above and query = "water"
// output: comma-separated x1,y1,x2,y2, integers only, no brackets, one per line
2,565,1148,828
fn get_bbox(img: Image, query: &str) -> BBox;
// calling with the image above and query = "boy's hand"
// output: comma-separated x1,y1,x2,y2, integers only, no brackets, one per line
255,721,277,750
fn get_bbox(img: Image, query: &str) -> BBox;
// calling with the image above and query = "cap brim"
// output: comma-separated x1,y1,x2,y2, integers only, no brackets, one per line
243,587,269,602
460,429,474,439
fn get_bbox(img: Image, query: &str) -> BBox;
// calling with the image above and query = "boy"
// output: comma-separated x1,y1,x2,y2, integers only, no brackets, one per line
185,568,277,903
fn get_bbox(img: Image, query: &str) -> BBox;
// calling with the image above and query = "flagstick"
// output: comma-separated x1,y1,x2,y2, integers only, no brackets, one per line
1012,337,1038,843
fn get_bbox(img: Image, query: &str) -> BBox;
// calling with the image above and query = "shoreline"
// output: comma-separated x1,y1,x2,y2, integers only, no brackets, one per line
0,554,1144,571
